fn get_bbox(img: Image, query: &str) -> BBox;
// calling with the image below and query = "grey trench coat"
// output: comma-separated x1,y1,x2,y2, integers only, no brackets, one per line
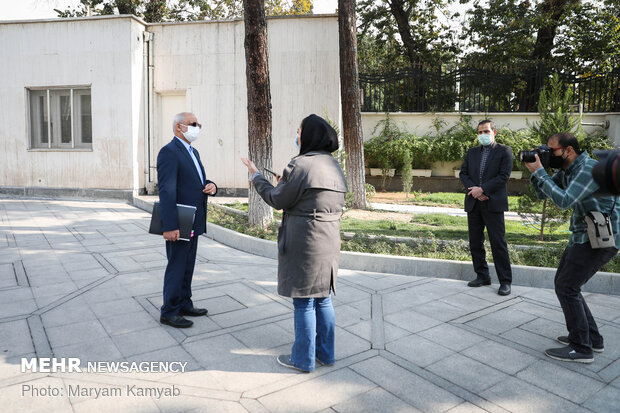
252,151,348,298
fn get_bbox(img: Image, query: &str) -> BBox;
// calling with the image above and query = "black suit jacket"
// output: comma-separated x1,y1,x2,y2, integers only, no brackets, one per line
156,137,217,235
459,142,513,212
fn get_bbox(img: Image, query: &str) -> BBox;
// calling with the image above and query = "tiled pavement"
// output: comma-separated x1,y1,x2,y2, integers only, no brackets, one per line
1,197,619,413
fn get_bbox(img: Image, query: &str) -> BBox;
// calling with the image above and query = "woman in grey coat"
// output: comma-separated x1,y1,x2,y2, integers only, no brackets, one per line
241,114,347,372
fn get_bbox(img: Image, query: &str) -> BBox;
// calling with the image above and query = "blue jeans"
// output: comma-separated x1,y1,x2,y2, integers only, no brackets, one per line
290,296,335,372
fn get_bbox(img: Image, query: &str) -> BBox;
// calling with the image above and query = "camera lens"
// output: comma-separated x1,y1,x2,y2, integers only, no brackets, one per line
592,150,620,195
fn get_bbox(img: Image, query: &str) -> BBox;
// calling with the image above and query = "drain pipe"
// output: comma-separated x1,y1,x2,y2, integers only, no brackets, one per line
143,31,155,194
578,103,611,129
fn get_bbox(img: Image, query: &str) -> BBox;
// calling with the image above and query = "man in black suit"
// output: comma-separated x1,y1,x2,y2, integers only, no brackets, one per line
157,112,217,328
459,120,513,296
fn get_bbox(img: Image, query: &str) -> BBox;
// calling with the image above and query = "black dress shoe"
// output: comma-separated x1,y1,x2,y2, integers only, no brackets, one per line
468,278,491,287
179,307,208,317
498,283,511,296
160,315,193,328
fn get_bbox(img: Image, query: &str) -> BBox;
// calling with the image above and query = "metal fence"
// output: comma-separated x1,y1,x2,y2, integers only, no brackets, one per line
359,63,620,113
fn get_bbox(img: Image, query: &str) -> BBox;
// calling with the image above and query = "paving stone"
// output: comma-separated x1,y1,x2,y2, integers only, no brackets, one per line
516,359,606,404
427,353,508,393
30,281,76,299
209,301,289,328
4,198,620,413
511,300,566,324
410,299,472,322
112,327,178,357
335,327,372,360
192,295,247,315
461,339,538,375
519,317,571,340
445,402,489,413
466,306,537,335
41,298,98,327
0,299,37,318
598,358,620,383
0,377,72,413
386,334,455,368
350,356,463,412
99,310,160,336
419,324,486,352
383,321,412,344
335,303,371,328
382,287,434,315
52,335,123,362
344,320,371,342
183,334,250,368
46,319,109,348
154,396,248,413
595,324,620,359
480,376,585,413
89,298,145,318
231,323,294,352
0,319,35,357
384,308,443,333
0,287,33,304
259,367,376,413
178,316,222,337
70,386,161,413
208,352,300,393
500,326,559,353
331,387,420,413
582,385,620,413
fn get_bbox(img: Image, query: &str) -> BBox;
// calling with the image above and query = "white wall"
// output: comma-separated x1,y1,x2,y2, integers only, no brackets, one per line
361,112,620,144
0,16,145,192
148,15,340,190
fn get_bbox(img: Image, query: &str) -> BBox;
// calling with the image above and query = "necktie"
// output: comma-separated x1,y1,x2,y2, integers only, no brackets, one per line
479,146,490,183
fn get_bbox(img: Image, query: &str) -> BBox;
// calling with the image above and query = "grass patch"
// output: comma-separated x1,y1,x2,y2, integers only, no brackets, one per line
341,214,570,248
373,191,521,210
211,202,620,273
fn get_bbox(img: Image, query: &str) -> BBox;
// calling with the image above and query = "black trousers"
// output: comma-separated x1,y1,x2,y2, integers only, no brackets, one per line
161,235,198,318
467,201,512,284
555,243,617,353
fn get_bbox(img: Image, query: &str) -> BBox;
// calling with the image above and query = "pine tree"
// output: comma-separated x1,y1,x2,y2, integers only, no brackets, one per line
518,74,574,240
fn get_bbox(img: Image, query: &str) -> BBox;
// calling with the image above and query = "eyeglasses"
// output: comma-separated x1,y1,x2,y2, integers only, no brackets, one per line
180,122,202,128
548,146,563,151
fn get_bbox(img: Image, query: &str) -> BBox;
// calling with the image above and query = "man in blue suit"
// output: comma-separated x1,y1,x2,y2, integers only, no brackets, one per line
157,112,217,328
460,120,513,296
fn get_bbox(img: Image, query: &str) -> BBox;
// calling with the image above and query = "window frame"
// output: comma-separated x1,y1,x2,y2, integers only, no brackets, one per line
27,86,93,151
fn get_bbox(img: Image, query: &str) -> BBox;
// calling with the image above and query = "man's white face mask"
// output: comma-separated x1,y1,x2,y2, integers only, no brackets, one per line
181,124,201,142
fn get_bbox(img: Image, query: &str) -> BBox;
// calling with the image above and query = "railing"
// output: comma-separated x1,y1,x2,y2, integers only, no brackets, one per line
359,63,620,113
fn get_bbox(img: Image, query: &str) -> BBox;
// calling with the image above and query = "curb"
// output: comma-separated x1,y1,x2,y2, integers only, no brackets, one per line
133,197,620,296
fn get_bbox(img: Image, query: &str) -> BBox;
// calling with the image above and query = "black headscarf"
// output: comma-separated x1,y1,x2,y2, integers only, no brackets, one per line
299,114,339,155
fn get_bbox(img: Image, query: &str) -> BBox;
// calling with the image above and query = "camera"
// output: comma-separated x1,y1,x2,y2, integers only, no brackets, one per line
592,149,620,195
518,145,552,168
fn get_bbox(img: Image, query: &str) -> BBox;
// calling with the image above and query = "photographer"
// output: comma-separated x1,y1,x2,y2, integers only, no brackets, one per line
524,132,619,363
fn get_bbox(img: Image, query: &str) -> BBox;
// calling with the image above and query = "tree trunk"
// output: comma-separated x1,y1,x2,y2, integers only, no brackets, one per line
338,0,366,209
388,0,419,65
540,199,548,241
523,0,577,111
243,0,274,227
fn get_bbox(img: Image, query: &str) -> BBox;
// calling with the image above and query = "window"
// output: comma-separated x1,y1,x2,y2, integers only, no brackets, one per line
28,87,92,149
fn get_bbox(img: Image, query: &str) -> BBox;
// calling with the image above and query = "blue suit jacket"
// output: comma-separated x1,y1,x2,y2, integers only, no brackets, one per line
156,137,217,235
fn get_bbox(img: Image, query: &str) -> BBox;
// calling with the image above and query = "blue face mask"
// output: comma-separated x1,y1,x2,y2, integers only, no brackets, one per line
295,133,300,149
478,134,493,146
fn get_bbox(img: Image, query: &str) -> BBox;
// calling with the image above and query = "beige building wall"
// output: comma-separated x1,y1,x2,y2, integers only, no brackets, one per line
0,15,340,196
0,16,146,195
148,15,340,191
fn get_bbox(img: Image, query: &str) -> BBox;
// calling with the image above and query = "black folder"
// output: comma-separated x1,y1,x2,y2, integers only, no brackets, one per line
149,202,197,241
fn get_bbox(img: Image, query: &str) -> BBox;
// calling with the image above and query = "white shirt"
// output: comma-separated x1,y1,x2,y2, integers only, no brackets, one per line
175,136,204,185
